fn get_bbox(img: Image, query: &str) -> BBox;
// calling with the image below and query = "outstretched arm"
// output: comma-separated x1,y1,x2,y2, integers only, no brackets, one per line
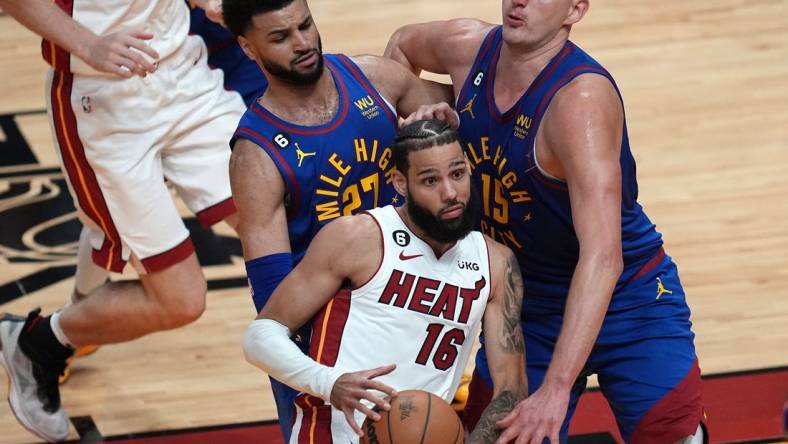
243,215,396,438
468,241,528,444
1,0,159,77
384,18,492,89
354,54,456,121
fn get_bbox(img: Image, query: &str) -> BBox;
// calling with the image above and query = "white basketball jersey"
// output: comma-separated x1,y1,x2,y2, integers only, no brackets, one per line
291,205,491,444
44,0,189,76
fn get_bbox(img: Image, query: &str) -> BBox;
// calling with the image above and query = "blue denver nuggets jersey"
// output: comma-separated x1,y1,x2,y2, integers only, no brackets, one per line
188,5,266,105
231,54,400,264
457,27,663,309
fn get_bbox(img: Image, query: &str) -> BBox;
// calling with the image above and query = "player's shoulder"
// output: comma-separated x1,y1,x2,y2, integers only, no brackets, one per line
317,212,381,245
348,54,384,74
311,213,383,276
542,70,622,142
482,234,513,260
553,71,620,114
443,18,497,44
482,234,518,273
349,53,408,83
433,19,497,76
230,138,273,171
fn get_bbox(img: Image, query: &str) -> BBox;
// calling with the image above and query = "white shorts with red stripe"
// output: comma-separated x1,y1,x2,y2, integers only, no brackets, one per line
45,35,245,273
291,401,361,444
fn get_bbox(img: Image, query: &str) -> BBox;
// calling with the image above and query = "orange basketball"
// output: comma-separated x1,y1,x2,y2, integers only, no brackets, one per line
361,389,464,444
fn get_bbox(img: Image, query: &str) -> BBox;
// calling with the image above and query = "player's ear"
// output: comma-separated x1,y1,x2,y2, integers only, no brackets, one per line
566,0,589,25
238,36,260,65
392,168,408,197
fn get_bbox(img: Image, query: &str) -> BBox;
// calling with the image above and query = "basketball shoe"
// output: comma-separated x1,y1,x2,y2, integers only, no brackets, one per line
0,310,70,442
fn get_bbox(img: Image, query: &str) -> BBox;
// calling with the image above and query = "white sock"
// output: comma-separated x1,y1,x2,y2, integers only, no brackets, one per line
73,226,109,302
50,310,75,349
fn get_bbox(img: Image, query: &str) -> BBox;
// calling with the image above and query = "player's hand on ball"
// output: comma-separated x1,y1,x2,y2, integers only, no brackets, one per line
402,103,460,129
330,364,398,437
494,383,569,444
85,29,160,78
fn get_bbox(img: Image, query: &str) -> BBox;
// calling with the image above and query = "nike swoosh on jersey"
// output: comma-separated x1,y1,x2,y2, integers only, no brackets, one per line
398,251,423,261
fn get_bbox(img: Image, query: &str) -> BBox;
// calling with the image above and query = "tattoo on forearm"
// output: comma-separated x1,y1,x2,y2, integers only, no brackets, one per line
500,253,525,353
467,390,519,444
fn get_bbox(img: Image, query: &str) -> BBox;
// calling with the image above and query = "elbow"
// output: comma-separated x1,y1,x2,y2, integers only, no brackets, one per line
242,324,261,367
384,26,417,72
242,319,276,371
606,248,624,276
580,244,623,281
599,247,624,280
384,26,407,56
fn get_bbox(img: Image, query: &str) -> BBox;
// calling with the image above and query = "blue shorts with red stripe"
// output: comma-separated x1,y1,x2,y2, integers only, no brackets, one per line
465,255,703,443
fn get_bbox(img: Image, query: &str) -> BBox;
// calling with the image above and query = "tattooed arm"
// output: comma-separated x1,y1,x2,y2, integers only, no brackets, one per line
468,239,528,444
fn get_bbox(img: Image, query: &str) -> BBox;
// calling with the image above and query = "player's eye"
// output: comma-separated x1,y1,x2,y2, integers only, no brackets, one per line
451,169,465,180
423,177,437,186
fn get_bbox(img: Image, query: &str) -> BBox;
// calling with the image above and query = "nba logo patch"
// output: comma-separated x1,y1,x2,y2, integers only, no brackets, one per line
81,96,92,113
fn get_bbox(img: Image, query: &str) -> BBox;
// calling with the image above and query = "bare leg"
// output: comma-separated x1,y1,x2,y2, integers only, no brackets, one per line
223,212,239,232
58,252,206,346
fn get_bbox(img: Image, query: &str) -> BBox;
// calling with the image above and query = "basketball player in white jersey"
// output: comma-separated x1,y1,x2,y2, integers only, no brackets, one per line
0,0,245,441
243,120,528,444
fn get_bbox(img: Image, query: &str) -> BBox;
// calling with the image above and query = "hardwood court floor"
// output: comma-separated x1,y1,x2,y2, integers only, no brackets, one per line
1,0,787,442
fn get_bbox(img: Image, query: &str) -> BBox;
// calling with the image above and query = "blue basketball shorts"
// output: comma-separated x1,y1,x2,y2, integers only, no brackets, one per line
465,256,703,443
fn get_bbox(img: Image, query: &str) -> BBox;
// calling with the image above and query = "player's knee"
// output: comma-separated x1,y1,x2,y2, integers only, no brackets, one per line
154,279,207,329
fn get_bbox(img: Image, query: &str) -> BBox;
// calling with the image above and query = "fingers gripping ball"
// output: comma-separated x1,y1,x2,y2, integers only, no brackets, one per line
361,390,464,444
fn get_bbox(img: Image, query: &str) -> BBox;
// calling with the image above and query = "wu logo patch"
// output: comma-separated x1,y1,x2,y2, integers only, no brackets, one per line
354,95,374,110
354,95,381,120
513,114,532,139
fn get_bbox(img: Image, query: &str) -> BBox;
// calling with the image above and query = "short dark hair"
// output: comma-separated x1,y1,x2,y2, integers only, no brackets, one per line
223,0,297,37
392,119,460,173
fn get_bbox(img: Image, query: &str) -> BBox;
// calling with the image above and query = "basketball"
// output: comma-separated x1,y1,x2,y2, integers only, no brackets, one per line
361,390,464,444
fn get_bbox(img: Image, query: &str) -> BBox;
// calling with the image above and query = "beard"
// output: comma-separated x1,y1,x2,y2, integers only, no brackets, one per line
406,188,480,244
262,37,324,86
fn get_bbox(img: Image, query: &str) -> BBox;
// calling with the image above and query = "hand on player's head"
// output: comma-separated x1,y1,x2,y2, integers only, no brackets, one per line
203,0,226,27
402,103,459,129
330,364,398,437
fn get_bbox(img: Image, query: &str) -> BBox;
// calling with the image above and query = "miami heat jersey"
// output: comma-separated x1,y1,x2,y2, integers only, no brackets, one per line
291,206,491,444
456,27,663,310
43,0,190,76
231,55,401,264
